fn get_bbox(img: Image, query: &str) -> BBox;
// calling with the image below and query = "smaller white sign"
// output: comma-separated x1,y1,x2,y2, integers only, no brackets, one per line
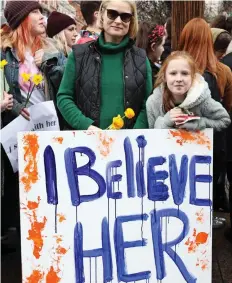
0,101,60,172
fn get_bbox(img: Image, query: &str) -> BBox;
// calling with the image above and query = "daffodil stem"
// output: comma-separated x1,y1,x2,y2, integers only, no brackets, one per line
24,84,35,107
105,125,111,130
3,70,6,91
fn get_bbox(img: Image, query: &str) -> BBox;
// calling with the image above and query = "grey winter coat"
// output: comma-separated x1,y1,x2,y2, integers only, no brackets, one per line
146,74,231,131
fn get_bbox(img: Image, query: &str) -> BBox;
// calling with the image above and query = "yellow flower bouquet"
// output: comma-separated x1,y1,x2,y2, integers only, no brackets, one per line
107,108,135,130
21,73,43,107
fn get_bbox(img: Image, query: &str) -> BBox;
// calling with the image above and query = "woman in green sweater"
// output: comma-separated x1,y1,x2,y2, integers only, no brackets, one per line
57,0,152,130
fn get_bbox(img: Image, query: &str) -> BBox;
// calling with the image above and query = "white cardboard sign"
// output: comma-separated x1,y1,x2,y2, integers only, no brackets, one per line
1,101,59,172
18,129,213,283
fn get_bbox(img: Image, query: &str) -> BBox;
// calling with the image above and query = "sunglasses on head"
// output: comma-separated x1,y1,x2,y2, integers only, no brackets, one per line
106,9,133,23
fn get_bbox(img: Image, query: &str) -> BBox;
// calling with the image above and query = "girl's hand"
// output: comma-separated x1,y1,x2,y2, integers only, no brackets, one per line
169,108,188,123
88,125,101,131
178,120,200,131
20,108,30,121
34,49,44,67
1,92,13,112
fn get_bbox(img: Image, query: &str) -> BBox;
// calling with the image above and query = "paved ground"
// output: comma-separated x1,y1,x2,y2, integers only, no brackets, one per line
1,213,232,283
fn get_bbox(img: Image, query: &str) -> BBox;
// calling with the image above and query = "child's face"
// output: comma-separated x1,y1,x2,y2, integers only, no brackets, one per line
165,58,192,97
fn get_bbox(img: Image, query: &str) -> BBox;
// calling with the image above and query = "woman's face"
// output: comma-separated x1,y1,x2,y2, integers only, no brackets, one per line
102,1,133,43
165,58,193,98
28,9,45,36
64,24,78,47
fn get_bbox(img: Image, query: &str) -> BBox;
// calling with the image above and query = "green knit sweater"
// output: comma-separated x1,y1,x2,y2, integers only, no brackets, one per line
57,34,152,130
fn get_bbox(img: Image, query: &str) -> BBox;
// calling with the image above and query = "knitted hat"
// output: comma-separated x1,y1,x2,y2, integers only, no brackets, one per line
47,11,76,38
4,1,42,30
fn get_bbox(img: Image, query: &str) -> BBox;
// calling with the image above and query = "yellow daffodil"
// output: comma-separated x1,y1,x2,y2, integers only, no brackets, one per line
112,115,124,130
21,72,31,83
0,59,8,69
124,108,135,119
106,108,135,130
32,74,43,85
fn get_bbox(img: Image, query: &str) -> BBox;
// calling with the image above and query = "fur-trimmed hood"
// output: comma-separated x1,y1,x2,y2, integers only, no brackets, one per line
146,73,231,131
154,73,211,109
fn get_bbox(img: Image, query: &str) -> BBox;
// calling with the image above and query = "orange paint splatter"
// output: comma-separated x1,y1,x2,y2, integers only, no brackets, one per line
53,137,63,144
196,208,204,223
169,130,211,150
46,236,69,282
27,215,47,259
21,134,39,192
185,229,209,253
97,132,115,157
57,213,66,223
196,258,209,271
26,269,44,283
196,232,208,245
53,235,63,244
27,197,41,210
25,198,47,259
56,245,68,255
46,266,61,283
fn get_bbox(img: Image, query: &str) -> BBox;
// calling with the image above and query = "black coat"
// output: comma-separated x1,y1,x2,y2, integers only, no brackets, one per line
203,71,227,180
203,71,221,103
149,60,160,87
220,55,232,162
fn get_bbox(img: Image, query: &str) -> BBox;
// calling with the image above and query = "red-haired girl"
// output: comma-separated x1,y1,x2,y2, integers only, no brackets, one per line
136,22,165,85
179,18,232,225
0,0,66,240
1,0,66,125
179,18,232,112
146,51,230,131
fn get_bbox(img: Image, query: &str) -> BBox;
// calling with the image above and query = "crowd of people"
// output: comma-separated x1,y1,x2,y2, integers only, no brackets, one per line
1,0,232,254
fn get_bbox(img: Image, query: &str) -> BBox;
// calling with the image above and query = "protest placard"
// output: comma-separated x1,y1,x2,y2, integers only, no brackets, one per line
1,101,59,172
18,129,213,283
